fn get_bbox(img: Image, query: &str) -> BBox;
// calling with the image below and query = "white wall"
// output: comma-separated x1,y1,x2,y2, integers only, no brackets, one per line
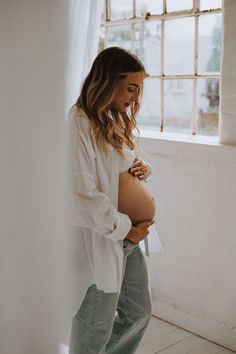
1,0,235,353
220,0,236,144
0,1,68,353
141,0,236,350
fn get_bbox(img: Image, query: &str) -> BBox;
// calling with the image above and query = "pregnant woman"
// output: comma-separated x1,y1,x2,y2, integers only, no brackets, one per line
67,46,156,354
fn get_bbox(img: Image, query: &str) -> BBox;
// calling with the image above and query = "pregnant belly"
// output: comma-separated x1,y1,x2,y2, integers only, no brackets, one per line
118,171,156,225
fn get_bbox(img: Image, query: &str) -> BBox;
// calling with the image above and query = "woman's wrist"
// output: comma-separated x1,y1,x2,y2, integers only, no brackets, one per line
126,226,138,243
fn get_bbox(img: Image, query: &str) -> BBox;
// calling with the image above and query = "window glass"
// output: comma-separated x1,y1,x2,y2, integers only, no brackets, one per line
166,0,193,12
198,13,222,74
110,0,133,20
138,78,160,128
107,25,132,50
164,79,193,134
134,21,161,75
103,0,222,136
200,0,222,11
98,25,105,54
164,17,195,75
197,78,219,136
136,0,163,16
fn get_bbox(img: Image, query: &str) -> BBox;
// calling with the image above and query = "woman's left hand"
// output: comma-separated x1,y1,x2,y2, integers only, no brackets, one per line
129,158,148,180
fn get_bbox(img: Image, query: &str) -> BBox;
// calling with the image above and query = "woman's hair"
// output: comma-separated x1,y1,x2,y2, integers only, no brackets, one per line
73,46,146,155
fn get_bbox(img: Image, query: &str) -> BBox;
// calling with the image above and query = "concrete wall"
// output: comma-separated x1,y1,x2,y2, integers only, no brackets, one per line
142,1,236,350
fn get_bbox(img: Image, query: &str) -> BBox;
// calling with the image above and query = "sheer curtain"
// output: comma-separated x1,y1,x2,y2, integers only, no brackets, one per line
60,2,103,352
66,0,103,110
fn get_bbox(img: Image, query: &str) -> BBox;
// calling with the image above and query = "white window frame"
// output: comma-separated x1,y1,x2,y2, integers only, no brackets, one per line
103,0,222,136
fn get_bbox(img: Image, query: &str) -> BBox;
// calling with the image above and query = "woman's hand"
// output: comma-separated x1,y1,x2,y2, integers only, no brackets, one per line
129,158,148,180
125,219,155,244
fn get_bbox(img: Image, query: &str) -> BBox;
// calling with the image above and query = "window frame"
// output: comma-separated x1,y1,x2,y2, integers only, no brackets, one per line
103,0,222,136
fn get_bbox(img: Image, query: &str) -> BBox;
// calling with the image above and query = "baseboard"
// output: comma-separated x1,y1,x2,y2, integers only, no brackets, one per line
152,299,236,352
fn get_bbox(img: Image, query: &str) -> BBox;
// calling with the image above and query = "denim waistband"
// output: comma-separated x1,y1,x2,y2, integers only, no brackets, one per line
123,238,138,249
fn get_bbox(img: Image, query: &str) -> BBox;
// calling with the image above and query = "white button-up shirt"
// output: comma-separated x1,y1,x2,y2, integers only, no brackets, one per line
65,107,152,312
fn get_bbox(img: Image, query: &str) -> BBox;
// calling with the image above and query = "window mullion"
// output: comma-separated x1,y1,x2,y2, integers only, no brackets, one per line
106,0,110,21
133,0,136,18
160,17,165,132
104,0,221,136
104,0,109,48
160,0,166,132
140,20,145,60
192,6,199,135
131,23,135,52
163,0,167,14
193,0,200,12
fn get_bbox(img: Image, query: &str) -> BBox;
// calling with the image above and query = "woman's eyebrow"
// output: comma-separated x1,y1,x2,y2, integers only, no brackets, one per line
128,83,140,88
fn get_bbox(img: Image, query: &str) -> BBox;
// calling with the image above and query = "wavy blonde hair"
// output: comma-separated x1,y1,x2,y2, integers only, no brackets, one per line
73,46,146,156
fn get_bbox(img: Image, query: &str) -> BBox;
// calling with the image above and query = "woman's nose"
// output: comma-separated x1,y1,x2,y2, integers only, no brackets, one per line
132,92,138,101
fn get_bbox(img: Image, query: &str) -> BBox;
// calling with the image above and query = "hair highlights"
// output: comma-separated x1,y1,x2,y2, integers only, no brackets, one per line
73,47,146,155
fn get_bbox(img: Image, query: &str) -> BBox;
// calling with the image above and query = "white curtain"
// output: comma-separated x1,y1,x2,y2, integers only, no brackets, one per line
66,0,103,110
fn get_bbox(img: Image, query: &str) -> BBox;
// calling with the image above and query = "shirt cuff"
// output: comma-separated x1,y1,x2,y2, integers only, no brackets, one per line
105,213,132,242
143,161,152,183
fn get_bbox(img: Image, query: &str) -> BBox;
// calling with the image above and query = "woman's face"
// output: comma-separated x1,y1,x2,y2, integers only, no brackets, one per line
111,71,144,113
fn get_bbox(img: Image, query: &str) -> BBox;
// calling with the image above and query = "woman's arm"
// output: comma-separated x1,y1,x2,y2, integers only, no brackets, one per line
66,113,132,242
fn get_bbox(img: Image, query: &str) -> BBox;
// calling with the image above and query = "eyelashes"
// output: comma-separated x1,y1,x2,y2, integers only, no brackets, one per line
127,87,141,94
128,87,137,93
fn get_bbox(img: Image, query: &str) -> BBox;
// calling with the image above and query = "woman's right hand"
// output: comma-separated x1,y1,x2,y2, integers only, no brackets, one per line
125,219,155,244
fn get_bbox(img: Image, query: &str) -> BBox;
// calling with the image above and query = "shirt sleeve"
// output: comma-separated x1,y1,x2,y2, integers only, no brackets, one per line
65,112,132,242
143,161,152,182
133,134,152,183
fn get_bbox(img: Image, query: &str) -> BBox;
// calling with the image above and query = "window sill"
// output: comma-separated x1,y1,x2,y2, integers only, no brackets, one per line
139,128,236,166
140,129,220,146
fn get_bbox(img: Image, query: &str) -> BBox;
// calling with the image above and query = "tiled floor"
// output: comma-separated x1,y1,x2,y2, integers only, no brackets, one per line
136,316,236,354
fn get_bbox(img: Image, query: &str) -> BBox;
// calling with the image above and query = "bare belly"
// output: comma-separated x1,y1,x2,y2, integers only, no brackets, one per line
118,171,156,225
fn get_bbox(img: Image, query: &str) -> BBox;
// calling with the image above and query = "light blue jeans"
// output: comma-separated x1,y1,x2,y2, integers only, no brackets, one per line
69,239,152,354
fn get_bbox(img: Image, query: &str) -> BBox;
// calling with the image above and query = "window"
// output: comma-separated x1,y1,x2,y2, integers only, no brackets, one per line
99,0,222,137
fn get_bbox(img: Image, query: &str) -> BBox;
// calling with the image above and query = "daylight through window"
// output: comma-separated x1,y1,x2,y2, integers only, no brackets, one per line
99,0,222,136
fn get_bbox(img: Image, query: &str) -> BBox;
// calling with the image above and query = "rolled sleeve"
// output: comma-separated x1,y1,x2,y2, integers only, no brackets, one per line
105,212,132,241
143,161,152,182
66,112,132,242
69,173,132,241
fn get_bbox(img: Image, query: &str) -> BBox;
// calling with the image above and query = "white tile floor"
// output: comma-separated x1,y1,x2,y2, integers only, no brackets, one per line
136,316,236,354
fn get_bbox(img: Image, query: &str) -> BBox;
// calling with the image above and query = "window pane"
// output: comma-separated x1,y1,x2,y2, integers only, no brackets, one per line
197,78,219,136
110,0,133,20
98,26,105,54
136,0,163,16
107,25,132,50
164,18,195,74
134,21,161,75
200,0,222,10
138,78,160,128
166,0,193,12
164,79,193,134
198,14,222,74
